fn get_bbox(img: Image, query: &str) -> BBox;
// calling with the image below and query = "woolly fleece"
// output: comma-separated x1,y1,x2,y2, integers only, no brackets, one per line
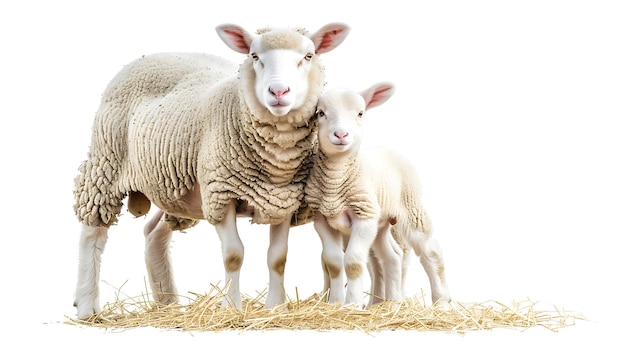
304,147,432,235
74,28,324,229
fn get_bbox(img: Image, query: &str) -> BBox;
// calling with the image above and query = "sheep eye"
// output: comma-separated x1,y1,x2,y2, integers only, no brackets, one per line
250,53,259,61
358,111,364,118
316,110,325,117
304,53,313,61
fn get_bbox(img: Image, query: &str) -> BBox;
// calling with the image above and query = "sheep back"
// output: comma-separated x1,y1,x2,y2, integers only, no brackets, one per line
75,45,323,228
361,147,433,235
74,52,236,227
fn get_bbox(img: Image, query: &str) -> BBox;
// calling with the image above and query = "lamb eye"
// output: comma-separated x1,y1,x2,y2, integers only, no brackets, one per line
304,53,313,61
358,111,364,118
317,110,325,117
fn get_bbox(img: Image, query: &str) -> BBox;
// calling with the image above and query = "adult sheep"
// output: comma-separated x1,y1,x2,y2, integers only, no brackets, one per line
73,22,350,319
304,83,451,308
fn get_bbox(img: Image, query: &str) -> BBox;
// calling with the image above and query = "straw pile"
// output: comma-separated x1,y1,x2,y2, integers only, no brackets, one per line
66,284,584,333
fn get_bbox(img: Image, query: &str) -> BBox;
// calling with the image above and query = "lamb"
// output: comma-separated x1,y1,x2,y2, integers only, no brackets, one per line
304,83,451,308
72,22,350,319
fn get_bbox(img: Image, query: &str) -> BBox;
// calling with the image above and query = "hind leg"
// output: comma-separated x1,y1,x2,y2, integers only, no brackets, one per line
411,230,451,306
144,210,178,305
371,226,404,303
367,248,384,305
74,224,109,319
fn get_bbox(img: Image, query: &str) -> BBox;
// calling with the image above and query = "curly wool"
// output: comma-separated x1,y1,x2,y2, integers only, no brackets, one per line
200,77,319,224
74,30,324,228
305,147,432,235
304,149,380,220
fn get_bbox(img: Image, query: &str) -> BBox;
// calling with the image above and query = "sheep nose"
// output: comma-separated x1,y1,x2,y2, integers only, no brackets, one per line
334,131,348,140
269,86,290,99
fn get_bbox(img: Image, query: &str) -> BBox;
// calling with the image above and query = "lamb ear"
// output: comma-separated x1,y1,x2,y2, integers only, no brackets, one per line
361,82,395,110
216,24,255,54
310,23,351,54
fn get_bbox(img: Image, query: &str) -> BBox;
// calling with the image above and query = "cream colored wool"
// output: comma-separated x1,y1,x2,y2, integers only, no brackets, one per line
74,29,323,229
302,84,450,307
305,147,431,235
304,150,380,221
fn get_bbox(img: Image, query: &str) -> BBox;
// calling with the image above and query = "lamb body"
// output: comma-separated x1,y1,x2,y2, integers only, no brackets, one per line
73,23,350,318
304,83,451,307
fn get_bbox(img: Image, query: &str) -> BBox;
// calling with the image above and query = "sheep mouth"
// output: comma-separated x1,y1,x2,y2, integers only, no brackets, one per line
269,98,292,107
331,140,351,147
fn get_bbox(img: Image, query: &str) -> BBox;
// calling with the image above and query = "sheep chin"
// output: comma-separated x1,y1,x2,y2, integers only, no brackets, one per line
266,104,292,117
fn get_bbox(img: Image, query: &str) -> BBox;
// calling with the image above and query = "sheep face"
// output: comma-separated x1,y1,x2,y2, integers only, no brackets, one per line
217,24,350,118
316,83,396,156
249,32,316,117
316,88,367,156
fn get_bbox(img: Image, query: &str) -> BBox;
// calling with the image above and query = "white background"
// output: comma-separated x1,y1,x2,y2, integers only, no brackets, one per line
1,0,624,349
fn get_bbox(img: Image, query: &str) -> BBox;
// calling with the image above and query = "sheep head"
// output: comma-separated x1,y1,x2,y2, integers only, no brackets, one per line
316,82,396,157
216,23,350,118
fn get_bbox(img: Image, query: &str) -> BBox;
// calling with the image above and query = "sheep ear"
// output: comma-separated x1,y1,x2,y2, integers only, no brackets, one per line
216,24,255,54
361,82,395,110
310,23,351,54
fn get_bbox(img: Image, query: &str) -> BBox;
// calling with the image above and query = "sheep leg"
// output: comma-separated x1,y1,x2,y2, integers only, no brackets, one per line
265,219,290,308
144,210,178,305
370,226,404,304
314,214,346,304
74,224,108,319
344,217,379,307
400,245,411,297
367,249,384,305
214,200,244,309
321,254,330,300
410,230,451,307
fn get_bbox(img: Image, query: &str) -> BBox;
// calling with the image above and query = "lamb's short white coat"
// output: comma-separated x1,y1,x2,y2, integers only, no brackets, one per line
304,83,451,307
72,23,350,319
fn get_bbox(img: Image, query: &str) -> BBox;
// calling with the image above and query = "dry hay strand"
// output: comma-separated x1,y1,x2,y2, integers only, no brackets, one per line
66,284,585,333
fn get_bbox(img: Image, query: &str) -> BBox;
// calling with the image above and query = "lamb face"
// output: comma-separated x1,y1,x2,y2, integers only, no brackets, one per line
316,88,367,157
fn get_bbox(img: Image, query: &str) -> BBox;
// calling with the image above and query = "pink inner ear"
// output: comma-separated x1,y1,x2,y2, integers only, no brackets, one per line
368,94,386,108
223,29,250,53
313,25,349,54
365,86,394,109
317,34,336,52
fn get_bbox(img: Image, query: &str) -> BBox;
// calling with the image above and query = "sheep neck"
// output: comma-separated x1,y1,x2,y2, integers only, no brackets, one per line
315,148,360,178
237,99,317,184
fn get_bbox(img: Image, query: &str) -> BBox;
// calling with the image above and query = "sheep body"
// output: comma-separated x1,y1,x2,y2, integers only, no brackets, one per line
73,23,350,318
304,83,451,307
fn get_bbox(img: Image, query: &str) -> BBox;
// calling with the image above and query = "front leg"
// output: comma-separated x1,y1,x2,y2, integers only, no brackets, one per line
344,217,379,307
265,219,291,308
214,200,244,309
314,214,346,304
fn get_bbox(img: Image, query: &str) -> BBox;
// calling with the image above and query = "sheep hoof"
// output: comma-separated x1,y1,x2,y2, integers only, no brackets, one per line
128,191,151,217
